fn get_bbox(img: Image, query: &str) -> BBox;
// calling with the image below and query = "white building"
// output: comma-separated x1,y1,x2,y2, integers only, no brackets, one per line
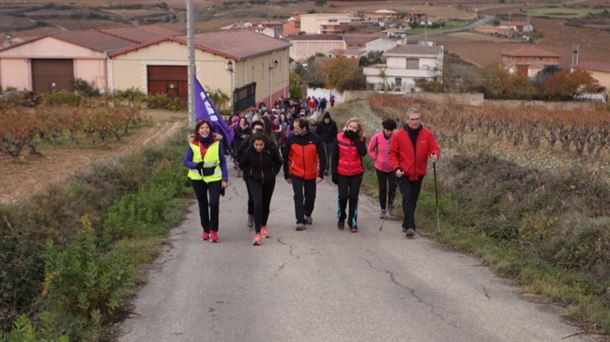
299,13,355,34
365,38,401,53
288,34,345,61
363,44,443,92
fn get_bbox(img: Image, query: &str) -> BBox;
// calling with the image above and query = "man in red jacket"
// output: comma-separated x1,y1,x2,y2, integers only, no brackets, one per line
389,108,440,239
283,118,326,231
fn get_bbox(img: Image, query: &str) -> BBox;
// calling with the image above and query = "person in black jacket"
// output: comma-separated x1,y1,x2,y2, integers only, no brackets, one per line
236,121,266,229
239,132,282,246
315,111,338,176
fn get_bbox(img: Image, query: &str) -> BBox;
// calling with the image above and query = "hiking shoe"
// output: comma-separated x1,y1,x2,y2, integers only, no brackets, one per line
210,231,219,242
261,226,270,239
405,228,415,239
247,215,254,228
380,209,386,219
350,226,358,233
201,231,209,241
402,226,407,233
337,221,345,230
305,216,313,225
296,223,306,231
252,233,261,246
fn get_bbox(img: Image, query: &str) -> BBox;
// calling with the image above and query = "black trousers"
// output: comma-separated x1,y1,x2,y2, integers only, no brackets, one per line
291,176,316,224
249,178,276,234
244,177,254,215
376,169,397,210
191,179,222,232
337,174,363,227
398,177,424,230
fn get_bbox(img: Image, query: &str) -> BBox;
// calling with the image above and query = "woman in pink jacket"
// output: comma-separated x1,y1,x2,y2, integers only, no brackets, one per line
367,119,398,219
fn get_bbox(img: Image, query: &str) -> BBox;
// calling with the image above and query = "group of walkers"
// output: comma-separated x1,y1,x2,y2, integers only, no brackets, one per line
184,104,440,246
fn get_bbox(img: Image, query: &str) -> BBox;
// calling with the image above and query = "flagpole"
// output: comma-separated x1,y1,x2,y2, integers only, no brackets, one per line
187,0,196,129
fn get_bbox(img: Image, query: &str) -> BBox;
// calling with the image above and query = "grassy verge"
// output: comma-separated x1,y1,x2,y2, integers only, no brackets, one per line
1,131,192,341
330,99,610,336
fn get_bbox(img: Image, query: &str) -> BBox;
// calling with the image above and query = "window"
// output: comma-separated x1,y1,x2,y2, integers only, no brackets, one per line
395,78,402,87
406,58,419,69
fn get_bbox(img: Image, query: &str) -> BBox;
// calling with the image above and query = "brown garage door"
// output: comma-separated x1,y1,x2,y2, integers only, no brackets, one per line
32,59,74,93
147,66,188,103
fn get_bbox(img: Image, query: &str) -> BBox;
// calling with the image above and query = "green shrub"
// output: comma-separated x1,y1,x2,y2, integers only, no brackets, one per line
41,91,82,106
73,79,100,98
144,93,186,111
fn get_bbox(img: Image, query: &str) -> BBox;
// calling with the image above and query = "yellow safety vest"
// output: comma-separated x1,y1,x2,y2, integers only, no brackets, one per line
187,141,222,183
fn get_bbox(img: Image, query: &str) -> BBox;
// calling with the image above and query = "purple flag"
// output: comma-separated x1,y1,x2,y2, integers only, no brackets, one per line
193,76,234,150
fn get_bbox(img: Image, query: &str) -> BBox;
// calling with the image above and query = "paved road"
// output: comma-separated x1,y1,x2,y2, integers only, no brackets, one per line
409,15,496,39
118,170,595,342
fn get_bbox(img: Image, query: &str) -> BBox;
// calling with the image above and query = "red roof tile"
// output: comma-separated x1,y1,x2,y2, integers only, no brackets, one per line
501,46,559,58
573,60,610,73
289,34,343,41
95,25,181,44
51,30,136,53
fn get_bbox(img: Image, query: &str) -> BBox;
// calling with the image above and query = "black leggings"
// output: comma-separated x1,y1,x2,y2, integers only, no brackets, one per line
191,179,222,232
398,177,424,230
376,169,397,210
248,178,276,233
337,174,363,228
244,177,254,215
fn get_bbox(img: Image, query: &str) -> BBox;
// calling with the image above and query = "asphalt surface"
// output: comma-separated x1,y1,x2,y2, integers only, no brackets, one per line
118,169,595,342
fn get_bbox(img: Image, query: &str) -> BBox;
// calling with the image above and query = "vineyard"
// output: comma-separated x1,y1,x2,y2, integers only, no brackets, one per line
368,94,610,160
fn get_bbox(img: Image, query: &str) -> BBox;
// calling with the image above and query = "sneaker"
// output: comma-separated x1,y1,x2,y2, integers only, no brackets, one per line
210,230,219,242
350,226,358,233
305,216,313,225
252,233,261,246
296,223,306,231
247,215,254,228
201,231,209,240
337,221,345,230
402,226,407,233
405,228,415,239
261,226,270,239
380,209,386,219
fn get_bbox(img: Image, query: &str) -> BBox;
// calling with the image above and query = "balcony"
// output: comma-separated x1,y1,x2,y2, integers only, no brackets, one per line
363,65,439,79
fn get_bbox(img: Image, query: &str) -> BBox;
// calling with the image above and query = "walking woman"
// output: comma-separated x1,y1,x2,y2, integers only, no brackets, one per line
236,120,266,229
331,118,367,232
239,132,282,245
184,120,229,242
368,118,398,219
232,117,251,177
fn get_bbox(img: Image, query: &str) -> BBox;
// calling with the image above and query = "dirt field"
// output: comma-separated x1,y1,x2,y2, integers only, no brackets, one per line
0,110,186,205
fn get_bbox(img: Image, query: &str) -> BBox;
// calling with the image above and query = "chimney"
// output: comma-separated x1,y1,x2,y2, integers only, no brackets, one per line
3,33,13,48
572,45,579,66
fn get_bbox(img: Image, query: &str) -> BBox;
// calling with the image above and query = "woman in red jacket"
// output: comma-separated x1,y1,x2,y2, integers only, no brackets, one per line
331,118,367,232
389,108,440,239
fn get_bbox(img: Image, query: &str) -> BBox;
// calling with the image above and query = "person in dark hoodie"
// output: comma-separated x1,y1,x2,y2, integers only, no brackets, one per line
389,108,440,239
331,118,367,232
315,111,338,176
283,118,326,231
184,120,229,243
236,120,266,229
239,132,282,246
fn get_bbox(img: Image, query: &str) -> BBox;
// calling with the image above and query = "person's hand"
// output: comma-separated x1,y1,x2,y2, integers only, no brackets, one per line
286,177,292,184
316,177,323,183
213,133,223,141
395,169,404,178
332,173,338,185
430,153,438,163
221,181,228,189
195,162,204,171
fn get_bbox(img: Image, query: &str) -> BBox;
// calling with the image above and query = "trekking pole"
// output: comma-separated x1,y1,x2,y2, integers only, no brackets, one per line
433,161,441,235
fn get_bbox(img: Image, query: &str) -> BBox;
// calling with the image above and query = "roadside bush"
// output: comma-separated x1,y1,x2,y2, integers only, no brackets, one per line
73,79,100,98
41,91,82,106
144,93,186,111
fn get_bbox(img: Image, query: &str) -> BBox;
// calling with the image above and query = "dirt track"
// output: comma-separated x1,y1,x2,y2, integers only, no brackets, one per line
0,110,186,205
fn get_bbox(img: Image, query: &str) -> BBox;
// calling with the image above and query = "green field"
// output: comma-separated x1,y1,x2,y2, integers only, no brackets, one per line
527,6,609,19
408,20,472,35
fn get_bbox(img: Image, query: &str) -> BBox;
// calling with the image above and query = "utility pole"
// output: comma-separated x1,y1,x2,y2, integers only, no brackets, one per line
187,0,196,129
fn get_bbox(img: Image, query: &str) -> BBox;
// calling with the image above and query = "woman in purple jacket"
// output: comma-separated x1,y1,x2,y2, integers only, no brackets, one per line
367,118,398,219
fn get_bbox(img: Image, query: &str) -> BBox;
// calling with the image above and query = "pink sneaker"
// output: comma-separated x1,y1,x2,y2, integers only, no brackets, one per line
252,233,261,246
201,231,209,241
210,230,219,242
261,226,270,239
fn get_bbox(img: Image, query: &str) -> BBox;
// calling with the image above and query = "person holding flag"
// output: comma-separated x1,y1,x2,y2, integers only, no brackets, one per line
184,120,229,242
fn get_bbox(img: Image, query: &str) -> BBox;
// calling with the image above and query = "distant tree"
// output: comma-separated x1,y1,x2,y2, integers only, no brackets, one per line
289,70,305,99
302,57,328,88
358,51,384,67
478,65,539,99
543,69,596,100
415,78,443,92
322,56,366,92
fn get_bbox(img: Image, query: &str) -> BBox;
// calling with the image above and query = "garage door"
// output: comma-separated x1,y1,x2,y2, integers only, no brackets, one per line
32,59,74,93
147,66,188,103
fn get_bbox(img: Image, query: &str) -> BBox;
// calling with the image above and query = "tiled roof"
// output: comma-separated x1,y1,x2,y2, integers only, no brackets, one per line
341,34,384,46
112,30,290,60
52,30,136,53
95,25,181,44
573,60,610,73
501,46,559,57
289,34,343,41
385,45,443,56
